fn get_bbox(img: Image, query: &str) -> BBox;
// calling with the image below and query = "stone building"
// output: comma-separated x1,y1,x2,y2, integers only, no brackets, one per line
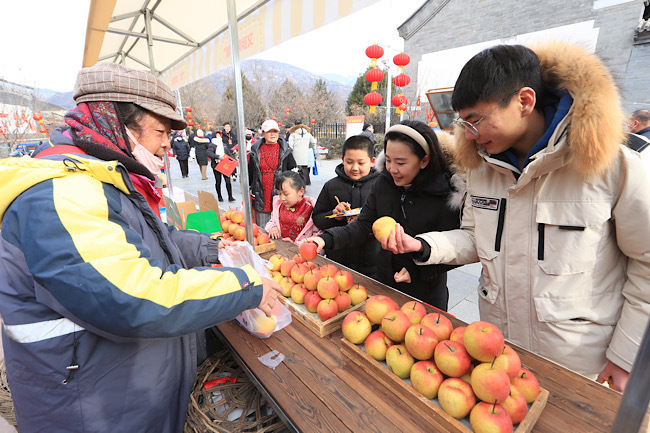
398,0,650,117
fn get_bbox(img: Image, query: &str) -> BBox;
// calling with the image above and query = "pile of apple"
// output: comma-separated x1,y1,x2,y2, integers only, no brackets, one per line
220,208,271,246
268,241,368,322
342,296,541,433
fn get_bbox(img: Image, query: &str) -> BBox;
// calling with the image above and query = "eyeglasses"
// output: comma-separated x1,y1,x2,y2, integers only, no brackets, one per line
453,90,518,137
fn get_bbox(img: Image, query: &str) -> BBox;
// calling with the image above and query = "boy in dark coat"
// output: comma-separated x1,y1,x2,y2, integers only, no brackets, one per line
312,135,380,278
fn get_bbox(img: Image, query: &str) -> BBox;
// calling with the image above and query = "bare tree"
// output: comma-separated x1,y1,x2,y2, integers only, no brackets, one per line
178,78,219,131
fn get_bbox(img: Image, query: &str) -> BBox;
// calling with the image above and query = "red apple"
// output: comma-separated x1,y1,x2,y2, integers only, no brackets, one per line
290,283,309,304
318,264,338,277
257,232,270,245
303,269,322,291
348,283,368,305
290,263,310,284
365,295,399,325
501,384,528,424
469,401,513,433
299,241,318,261
421,312,454,342
438,378,476,419
364,330,394,361
230,209,244,224
404,324,438,361
252,223,259,237
316,276,339,299
471,361,511,404
464,321,505,363
511,368,540,404
333,270,354,292
292,254,305,265
341,311,372,344
317,298,339,322
410,360,444,399
303,261,318,271
334,291,351,312
400,300,426,325
233,226,246,241
449,326,466,345
280,259,296,277
493,345,521,380
434,340,472,378
385,344,415,379
381,310,412,343
304,290,323,313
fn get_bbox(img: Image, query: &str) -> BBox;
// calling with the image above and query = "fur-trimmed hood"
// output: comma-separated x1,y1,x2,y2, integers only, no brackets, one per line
455,41,626,176
289,124,310,134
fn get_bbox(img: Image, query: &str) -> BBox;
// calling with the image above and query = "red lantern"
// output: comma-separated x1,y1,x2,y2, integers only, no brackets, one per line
310,119,316,125
364,92,383,113
186,114,193,120
188,122,194,127
393,53,410,67
271,116,276,121
365,68,385,92
399,103,408,112
185,107,192,112
365,44,384,60
393,73,411,88
278,119,283,127
391,94,407,107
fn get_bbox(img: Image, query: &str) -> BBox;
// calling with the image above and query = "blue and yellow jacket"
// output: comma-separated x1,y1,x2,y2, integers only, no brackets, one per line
0,128,263,432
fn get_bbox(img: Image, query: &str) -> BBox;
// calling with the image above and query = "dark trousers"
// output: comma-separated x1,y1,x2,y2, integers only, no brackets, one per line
298,165,311,185
177,159,189,177
213,168,233,200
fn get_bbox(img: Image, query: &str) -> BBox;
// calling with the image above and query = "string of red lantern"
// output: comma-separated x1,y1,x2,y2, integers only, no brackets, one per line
32,111,48,137
185,107,194,130
391,52,411,115
364,43,385,113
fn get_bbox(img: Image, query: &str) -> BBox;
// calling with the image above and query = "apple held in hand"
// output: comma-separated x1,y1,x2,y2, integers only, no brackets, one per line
385,345,415,379
299,241,318,261
493,344,521,380
463,321,505,363
364,330,394,361
438,378,476,419
334,291,351,312
404,324,438,361
501,384,528,424
421,312,454,342
317,276,339,299
251,312,277,338
400,300,426,325
341,311,372,344
348,284,368,305
381,310,412,343
365,295,399,325
304,290,323,313
434,340,472,378
469,401,513,433
317,298,339,322
372,216,397,242
333,270,354,292
410,360,444,399
471,361,511,404
511,368,540,404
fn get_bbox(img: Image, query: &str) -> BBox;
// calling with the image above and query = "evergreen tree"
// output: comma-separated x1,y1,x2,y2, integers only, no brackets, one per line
345,66,396,123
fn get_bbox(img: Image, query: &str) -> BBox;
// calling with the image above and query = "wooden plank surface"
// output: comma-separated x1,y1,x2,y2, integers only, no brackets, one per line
215,239,627,433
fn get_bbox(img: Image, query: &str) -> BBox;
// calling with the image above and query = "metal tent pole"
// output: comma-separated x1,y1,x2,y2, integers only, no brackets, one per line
226,0,254,245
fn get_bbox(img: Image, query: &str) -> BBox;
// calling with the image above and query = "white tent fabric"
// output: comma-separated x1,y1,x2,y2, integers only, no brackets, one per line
83,0,378,89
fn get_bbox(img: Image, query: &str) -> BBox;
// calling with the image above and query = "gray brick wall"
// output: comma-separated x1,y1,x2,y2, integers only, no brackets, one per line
400,0,649,115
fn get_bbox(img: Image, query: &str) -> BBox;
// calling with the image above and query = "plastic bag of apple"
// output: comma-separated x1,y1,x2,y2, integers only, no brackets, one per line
268,241,368,321
220,209,272,246
342,297,541,433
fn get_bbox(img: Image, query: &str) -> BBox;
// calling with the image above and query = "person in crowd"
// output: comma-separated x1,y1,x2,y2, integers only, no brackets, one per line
360,122,374,141
207,130,235,202
265,170,320,242
233,129,256,155
193,129,210,180
248,119,297,227
307,120,464,311
288,119,317,186
626,109,650,152
222,121,238,181
0,62,281,433
171,132,190,178
312,135,380,278
385,42,650,392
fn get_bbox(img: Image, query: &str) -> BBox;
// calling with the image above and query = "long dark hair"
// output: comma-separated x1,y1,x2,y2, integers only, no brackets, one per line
383,119,449,190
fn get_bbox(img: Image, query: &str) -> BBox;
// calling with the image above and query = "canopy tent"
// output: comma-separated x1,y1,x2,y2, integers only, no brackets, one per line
82,0,378,242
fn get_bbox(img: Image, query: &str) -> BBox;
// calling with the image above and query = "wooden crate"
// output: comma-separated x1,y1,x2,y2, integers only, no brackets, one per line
277,295,366,338
254,240,276,254
341,338,548,433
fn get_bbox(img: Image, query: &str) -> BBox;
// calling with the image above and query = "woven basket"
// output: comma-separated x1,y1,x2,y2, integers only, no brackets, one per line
0,359,16,427
184,349,287,433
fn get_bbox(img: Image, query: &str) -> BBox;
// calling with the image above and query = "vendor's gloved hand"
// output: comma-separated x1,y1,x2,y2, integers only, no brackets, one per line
258,277,282,316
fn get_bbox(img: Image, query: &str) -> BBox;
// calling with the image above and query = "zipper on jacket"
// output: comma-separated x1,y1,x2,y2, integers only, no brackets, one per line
62,338,80,384
537,223,545,260
494,198,507,252
400,193,407,220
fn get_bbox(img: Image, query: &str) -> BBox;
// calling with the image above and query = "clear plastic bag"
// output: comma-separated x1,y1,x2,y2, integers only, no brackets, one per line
218,241,271,278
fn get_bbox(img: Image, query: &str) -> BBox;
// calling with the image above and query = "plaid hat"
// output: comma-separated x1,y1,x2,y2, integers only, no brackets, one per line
261,119,279,132
73,62,187,130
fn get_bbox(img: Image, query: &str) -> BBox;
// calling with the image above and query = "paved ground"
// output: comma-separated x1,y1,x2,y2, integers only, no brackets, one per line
165,155,481,323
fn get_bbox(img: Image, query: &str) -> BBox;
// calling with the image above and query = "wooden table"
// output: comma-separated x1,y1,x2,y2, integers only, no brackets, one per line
213,239,626,433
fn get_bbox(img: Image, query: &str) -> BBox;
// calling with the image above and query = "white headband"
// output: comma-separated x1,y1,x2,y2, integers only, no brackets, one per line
386,124,430,155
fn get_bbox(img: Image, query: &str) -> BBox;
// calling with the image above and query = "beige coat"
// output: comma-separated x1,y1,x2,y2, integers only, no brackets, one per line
288,124,317,166
417,41,650,376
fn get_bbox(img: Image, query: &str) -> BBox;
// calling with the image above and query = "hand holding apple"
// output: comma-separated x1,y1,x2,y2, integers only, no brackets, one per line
299,240,319,261
380,223,423,255
257,277,282,317
372,216,397,242
304,236,325,253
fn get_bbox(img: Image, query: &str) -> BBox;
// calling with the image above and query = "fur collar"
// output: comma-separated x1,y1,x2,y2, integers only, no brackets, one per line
289,124,310,134
455,41,626,176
